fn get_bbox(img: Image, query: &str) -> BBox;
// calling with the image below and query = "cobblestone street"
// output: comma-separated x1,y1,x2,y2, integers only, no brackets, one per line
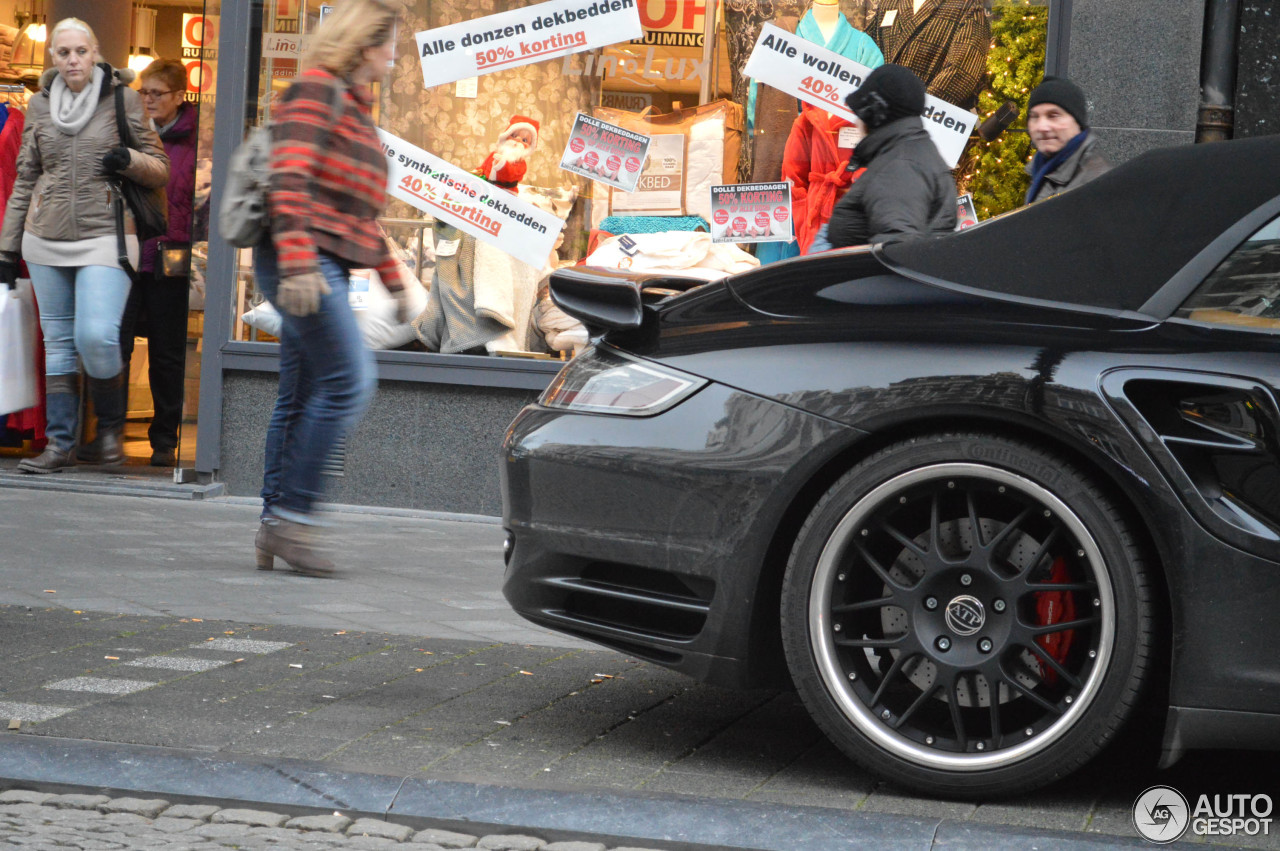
0,790,668,851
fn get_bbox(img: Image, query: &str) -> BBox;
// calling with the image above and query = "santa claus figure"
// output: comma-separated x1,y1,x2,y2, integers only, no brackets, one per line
477,115,540,192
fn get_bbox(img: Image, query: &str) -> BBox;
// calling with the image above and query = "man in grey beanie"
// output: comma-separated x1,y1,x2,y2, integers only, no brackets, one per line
1024,76,1111,204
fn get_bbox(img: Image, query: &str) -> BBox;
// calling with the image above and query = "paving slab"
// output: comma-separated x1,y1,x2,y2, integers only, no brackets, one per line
0,489,1275,850
0,489,580,647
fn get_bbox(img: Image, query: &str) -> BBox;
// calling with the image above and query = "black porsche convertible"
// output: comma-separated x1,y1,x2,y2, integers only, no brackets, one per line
500,135,1280,797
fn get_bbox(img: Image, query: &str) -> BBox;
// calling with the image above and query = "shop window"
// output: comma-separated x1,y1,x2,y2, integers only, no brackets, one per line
223,0,1052,358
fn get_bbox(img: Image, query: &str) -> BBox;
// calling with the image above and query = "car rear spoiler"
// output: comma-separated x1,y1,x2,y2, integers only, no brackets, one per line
549,266,707,331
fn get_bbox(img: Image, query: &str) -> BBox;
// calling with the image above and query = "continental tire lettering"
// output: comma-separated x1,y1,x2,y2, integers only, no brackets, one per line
963,444,1061,484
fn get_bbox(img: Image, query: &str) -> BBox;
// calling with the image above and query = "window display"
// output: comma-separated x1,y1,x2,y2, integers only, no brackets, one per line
226,0,1051,356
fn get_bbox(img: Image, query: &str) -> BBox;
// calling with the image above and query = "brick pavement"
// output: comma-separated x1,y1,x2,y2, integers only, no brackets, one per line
0,789,668,850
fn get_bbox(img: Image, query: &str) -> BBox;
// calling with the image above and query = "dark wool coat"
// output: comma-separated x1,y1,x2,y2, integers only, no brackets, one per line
826,115,957,247
860,0,990,110
748,15,801,184
1024,132,1113,204
141,102,198,274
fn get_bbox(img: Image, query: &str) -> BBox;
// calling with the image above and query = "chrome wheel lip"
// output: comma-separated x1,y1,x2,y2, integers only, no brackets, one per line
808,462,1117,772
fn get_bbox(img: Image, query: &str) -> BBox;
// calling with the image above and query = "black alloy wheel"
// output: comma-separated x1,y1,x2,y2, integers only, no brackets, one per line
781,434,1154,797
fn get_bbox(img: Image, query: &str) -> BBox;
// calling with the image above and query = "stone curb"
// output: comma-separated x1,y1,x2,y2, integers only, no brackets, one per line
0,789,670,851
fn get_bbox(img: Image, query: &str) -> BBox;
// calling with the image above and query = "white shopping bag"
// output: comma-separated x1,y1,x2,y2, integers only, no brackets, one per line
0,278,38,415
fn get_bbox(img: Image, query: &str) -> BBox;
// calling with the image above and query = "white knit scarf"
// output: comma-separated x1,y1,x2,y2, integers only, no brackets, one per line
48,66,105,136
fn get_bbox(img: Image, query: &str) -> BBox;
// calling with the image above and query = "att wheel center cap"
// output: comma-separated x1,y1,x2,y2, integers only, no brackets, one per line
945,595,986,636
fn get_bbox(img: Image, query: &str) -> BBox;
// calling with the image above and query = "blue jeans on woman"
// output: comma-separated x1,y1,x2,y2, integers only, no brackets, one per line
27,263,131,378
26,263,132,449
254,241,376,524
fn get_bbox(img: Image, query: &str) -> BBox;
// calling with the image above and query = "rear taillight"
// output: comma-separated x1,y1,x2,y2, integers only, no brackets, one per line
539,345,705,416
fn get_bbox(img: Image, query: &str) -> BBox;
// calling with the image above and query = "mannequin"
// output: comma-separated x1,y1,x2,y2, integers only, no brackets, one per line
809,0,843,123
747,2,883,187
782,103,863,253
861,0,990,110
811,0,841,42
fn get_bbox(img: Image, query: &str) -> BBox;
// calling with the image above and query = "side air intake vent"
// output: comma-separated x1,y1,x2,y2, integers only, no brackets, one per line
541,562,715,641
1104,370,1280,551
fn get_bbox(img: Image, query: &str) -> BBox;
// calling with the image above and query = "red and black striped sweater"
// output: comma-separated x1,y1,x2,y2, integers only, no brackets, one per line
267,67,404,292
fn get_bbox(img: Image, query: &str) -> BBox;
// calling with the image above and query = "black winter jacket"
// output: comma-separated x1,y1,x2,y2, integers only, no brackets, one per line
826,116,957,247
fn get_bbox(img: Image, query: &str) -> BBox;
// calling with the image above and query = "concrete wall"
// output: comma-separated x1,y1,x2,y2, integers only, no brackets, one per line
220,373,539,518
1235,2,1280,138
1064,0,1205,162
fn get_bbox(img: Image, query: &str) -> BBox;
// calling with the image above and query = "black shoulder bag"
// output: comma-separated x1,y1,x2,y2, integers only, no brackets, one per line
111,83,169,283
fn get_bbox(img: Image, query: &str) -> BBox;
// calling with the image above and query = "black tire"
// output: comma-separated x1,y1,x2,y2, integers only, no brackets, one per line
780,433,1154,798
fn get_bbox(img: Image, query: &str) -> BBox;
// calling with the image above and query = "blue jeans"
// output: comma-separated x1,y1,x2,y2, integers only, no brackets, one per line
254,241,376,522
27,263,132,378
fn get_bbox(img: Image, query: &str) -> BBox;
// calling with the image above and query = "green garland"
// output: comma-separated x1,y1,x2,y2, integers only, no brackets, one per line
956,1,1048,219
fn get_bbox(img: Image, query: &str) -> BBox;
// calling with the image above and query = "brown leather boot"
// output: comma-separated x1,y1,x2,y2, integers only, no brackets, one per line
17,444,75,474
19,376,78,473
254,518,337,577
80,374,126,467
76,431,124,466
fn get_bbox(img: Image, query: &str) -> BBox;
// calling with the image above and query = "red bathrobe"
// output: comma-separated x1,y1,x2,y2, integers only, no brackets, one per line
0,106,45,448
781,105,863,253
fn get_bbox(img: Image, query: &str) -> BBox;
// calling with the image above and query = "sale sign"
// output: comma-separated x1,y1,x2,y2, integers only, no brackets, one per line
632,0,709,47
182,14,218,104
416,0,642,89
377,130,564,269
559,113,651,193
710,183,793,244
742,23,976,167
182,13,218,54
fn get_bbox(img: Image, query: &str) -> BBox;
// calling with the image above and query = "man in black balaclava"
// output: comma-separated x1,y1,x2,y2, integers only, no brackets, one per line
825,64,957,248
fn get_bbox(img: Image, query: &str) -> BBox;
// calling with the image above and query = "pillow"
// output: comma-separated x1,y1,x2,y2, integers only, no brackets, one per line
241,265,428,350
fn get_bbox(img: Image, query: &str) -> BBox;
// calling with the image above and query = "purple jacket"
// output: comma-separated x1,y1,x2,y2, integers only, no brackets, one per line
141,101,197,275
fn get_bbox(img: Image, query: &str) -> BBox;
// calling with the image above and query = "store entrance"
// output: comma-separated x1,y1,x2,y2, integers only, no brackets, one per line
118,0,216,474
0,0,215,478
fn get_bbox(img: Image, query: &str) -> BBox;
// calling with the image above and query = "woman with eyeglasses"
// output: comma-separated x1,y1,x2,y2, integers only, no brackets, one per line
116,58,198,468
0,18,169,473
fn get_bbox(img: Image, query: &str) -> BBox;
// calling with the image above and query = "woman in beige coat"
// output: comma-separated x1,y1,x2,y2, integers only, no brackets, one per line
0,18,168,473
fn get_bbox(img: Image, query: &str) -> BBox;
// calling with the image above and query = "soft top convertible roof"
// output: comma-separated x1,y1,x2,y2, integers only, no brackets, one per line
879,135,1280,313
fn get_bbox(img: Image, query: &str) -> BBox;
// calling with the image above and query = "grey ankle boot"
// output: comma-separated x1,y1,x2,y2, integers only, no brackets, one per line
254,518,337,577
18,375,79,474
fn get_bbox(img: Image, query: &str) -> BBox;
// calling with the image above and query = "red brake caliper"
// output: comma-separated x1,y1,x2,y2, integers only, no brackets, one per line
1033,557,1077,684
